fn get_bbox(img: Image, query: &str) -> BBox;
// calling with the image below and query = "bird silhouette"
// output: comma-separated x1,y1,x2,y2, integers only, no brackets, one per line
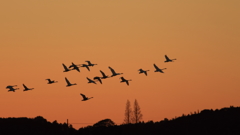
62,63,71,72
46,79,58,84
80,93,93,101
93,76,102,84
23,84,34,91
120,77,132,86
85,61,97,67
65,77,77,87
81,64,90,71
153,64,167,73
6,85,19,92
164,55,176,62
69,62,80,72
138,69,150,76
86,77,96,84
109,66,123,77
100,70,109,79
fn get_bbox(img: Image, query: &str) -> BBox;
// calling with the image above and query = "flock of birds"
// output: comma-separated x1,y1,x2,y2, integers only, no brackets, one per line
6,55,176,101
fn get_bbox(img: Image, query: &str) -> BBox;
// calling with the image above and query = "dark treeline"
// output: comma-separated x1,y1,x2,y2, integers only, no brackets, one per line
1,106,240,135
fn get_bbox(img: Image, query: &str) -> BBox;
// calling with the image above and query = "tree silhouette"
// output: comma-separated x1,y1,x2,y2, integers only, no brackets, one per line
132,99,143,123
123,99,132,124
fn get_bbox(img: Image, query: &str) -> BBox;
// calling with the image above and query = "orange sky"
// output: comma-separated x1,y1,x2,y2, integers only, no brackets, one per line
0,0,240,129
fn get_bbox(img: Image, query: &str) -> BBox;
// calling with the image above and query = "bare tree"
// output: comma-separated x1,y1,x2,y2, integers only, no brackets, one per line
132,99,143,123
123,100,132,124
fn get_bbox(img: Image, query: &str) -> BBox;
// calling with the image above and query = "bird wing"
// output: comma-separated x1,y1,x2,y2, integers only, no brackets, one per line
144,71,148,76
126,81,129,85
85,66,90,71
100,70,106,76
63,64,69,70
65,77,71,84
153,64,160,70
85,61,91,65
80,93,87,99
22,84,28,89
109,67,116,74
165,55,170,61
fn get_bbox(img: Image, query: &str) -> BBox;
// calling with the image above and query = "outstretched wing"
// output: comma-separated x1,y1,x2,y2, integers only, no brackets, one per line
165,55,170,61
100,70,106,76
126,81,129,86
153,64,160,70
22,84,28,89
80,93,87,99
65,77,71,84
108,67,116,74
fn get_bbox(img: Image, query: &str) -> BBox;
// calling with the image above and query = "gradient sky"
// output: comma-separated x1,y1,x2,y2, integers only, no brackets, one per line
1,0,240,129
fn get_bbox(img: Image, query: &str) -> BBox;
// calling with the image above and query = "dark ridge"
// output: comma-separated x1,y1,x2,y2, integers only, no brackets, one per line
1,106,240,135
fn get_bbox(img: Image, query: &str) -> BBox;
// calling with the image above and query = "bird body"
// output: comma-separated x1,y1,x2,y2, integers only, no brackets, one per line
100,70,109,79
6,85,19,92
138,69,149,76
120,77,132,86
81,64,90,71
80,93,93,101
23,84,34,91
93,76,102,84
86,77,96,84
69,62,80,72
46,79,58,84
65,77,77,87
85,61,97,67
153,64,166,73
164,55,176,62
109,66,123,77
62,63,71,72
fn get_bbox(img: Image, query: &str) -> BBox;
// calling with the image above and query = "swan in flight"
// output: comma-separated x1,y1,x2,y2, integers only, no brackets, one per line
62,63,71,72
80,93,93,101
6,85,19,92
86,77,96,84
138,69,150,76
46,79,58,84
164,55,176,62
100,70,109,79
120,77,132,86
81,64,90,71
93,76,102,84
108,66,123,77
85,61,97,67
65,77,77,87
69,62,80,72
23,84,34,91
153,64,167,73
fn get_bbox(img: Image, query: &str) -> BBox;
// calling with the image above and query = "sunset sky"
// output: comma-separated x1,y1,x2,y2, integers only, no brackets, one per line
0,0,240,129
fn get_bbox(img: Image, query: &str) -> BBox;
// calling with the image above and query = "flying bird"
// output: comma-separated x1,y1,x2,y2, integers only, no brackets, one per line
65,77,77,87
153,64,167,73
69,62,80,72
85,61,97,67
93,76,102,84
80,93,93,101
164,55,176,62
23,84,34,91
120,77,132,86
100,70,109,79
6,85,19,92
86,77,96,84
138,69,150,76
108,66,123,77
46,79,58,84
81,64,90,71
62,63,71,72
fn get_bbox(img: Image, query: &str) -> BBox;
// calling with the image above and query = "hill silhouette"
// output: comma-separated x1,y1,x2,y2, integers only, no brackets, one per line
1,106,240,135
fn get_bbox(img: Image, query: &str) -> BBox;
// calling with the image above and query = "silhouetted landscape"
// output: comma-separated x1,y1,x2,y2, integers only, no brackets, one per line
1,106,240,135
